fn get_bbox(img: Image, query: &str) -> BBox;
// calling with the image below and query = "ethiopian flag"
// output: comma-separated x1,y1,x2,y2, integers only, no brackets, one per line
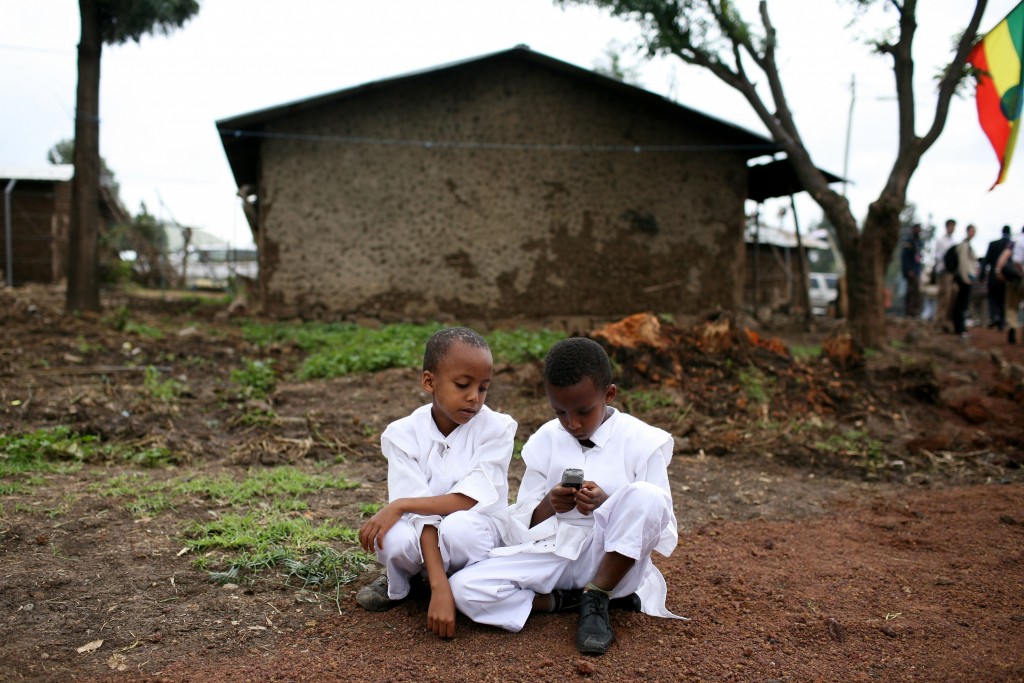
968,1,1024,189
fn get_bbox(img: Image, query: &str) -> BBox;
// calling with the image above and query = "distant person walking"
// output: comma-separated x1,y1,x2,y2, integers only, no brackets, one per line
982,226,1012,331
951,224,979,340
901,223,924,318
934,219,957,331
996,225,1024,345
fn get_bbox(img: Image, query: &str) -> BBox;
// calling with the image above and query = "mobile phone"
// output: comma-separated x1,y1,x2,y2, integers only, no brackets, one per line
560,468,584,490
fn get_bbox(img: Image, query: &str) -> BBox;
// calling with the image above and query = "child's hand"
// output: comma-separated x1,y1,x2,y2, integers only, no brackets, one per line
427,582,457,638
574,481,608,515
548,485,579,513
358,503,403,552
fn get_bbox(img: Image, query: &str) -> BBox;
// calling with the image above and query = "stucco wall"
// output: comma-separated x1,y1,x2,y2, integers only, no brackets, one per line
256,58,748,320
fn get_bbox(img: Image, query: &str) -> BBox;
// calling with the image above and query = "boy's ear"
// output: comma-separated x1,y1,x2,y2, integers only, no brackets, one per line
421,370,435,394
604,383,617,403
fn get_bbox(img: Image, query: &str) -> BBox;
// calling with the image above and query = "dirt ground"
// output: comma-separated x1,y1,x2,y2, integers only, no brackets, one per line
1,284,1022,683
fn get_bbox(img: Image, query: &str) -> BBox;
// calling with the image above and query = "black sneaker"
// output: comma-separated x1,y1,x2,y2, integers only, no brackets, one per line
355,573,400,612
576,590,614,655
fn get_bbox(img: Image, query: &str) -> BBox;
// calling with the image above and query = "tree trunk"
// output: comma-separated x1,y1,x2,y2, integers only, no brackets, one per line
66,0,102,313
844,196,903,348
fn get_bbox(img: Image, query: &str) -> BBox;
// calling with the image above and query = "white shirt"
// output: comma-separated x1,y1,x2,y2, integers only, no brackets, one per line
935,232,954,273
955,239,978,282
494,408,676,560
1012,238,1024,265
381,404,517,536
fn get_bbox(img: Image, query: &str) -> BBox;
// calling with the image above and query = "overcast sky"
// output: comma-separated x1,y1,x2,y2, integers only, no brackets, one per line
2,0,1021,254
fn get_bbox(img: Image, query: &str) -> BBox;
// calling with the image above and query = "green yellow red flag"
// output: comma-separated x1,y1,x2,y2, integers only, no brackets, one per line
968,1,1024,189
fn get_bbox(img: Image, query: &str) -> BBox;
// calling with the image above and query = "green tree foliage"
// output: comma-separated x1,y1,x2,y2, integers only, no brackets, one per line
66,0,199,313
557,0,987,347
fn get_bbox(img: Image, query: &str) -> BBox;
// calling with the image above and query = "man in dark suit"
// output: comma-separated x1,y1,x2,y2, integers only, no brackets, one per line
982,226,1012,330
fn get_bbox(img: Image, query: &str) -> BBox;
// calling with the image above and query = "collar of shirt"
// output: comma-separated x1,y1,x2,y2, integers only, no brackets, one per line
425,411,455,454
560,407,619,449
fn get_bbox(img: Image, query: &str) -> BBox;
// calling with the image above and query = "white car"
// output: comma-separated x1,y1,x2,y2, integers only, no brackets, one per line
809,272,839,315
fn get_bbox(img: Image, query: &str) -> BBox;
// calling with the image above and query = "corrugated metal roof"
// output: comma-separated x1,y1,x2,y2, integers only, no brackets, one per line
0,165,74,182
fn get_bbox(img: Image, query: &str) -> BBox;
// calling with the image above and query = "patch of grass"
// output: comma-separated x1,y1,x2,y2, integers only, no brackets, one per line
283,547,376,612
230,358,277,400
0,427,88,486
184,512,359,584
229,408,280,428
358,502,383,518
143,365,186,402
790,344,822,361
99,466,366,586
75,336,104,355
487,328,566,364
125,320,165,339
175,467,358,510
104,443,179,468
814,429,885,473
738,366,773,406
620,389,676,414
242,322,566,380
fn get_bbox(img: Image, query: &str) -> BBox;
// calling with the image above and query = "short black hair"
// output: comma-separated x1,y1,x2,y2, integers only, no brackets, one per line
423,327,489,372
543,337,612,389
1003,225,1011,235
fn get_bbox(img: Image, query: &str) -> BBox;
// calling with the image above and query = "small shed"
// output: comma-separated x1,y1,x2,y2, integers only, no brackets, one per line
1,166,129,286
218,46,787,321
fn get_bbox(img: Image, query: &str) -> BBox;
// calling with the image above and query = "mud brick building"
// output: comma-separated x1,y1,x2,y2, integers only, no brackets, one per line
218,47,785,321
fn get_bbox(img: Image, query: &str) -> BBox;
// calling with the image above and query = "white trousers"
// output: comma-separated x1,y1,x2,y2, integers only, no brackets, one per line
376,509,501,600
450,482,673,632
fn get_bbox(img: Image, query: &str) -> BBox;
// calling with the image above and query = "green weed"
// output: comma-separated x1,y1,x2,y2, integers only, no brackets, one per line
790,344,822,361
814,429,885,473
738,366,773,406
358,502,383,518
487,328,566,364
229,408,280,428
125,321,164,339
230,359,277,400
143,365,186,402
620,389,676,414
0,427,88,484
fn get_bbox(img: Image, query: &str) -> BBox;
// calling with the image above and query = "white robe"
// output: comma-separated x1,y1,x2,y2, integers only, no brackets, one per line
375,403,517,599
451,408,681,630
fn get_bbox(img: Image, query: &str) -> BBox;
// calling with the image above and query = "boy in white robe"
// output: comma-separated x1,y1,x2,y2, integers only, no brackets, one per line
450,337,678,655
356,327,517,638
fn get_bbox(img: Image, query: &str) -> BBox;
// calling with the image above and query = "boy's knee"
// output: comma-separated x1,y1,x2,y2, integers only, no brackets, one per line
376,520,418,563
622,481,669,508
438,509,476,538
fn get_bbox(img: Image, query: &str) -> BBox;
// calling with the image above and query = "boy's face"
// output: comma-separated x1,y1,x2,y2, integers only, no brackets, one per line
422,341,493,437
545,376,617,443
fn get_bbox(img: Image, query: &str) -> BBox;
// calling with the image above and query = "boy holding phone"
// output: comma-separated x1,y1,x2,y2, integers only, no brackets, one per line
450,337,679,655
